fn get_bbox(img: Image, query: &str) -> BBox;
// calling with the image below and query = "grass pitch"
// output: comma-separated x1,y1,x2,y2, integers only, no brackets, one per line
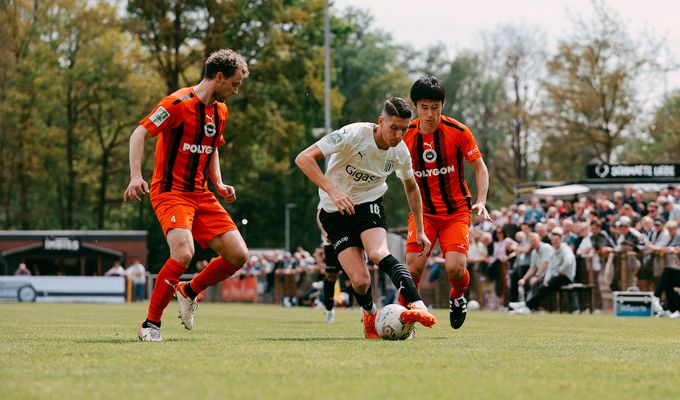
0,303,677,400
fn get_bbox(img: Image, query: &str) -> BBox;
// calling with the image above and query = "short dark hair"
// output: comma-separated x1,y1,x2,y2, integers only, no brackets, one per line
410,76,445,105
382,97,411,119
204,49,249,80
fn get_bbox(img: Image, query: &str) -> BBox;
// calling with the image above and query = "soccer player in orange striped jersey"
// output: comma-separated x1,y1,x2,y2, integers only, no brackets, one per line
401,76,492,330
124,49,249,342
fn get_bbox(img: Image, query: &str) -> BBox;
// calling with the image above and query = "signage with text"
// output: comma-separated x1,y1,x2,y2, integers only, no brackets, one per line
43,237,80,251
586,164,679,179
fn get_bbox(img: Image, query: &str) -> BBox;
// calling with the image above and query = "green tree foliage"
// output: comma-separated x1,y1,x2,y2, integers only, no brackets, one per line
624,92,680,162
539,4,655,180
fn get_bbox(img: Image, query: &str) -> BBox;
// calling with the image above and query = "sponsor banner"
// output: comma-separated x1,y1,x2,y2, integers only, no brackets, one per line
0,276,125,303
586,163,680,179
221,276,258,303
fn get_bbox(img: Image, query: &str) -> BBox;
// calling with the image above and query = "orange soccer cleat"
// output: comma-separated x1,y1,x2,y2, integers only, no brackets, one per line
400,303,437,328
362,307,380,339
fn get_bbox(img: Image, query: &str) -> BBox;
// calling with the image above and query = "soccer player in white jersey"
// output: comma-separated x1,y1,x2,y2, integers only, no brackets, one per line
295,97,436,338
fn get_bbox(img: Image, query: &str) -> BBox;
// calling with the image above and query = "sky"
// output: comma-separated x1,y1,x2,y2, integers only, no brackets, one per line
333,0,680,97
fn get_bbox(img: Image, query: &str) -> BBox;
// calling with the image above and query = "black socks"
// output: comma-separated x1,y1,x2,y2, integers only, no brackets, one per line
353,284,374,312
378,255,422,304
323,279,335,311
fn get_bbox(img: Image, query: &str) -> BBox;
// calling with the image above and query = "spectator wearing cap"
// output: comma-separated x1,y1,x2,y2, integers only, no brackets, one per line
510,227,576,314
614,216,643,253
662,198,680,222
618,203,641,227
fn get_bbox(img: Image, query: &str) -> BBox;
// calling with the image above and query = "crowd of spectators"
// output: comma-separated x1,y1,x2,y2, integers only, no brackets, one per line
183,185,680,316
468,185,680,316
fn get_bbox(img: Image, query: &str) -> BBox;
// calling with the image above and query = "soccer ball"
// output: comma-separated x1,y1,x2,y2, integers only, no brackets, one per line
374,304,415,340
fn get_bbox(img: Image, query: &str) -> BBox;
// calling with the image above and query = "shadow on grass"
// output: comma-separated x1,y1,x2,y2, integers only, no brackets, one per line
259,336,451,342
75,337,193,344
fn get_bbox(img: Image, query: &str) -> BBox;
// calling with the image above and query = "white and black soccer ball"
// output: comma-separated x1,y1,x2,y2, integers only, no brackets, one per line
374,304,415,340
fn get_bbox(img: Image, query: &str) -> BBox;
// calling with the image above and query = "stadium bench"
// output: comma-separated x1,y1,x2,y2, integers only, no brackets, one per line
554,283,594,313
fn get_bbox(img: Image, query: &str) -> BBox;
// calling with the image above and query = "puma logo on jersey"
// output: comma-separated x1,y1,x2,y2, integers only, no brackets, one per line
414,165,455,178
182,143,214,154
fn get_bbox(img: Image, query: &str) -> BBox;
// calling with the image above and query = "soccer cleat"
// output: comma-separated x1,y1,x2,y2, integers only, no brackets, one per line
362,306,380,339
510,306,532,315
175,282,198,330
138,321,162,342
449,296,467,329
508,301,526,310
400,303,437,328
325,309,335,323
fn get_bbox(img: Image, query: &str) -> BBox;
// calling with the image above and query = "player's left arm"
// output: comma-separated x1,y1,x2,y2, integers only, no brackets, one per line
402,176,431,257
469,157,491,221
208,148,237,204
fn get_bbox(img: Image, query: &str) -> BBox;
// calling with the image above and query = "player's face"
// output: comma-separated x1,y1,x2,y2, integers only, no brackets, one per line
414,99,443,131
378,115,410,147
216,69,245,101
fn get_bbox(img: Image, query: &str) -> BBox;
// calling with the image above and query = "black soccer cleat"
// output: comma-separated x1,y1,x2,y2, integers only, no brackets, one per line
449,296,467,330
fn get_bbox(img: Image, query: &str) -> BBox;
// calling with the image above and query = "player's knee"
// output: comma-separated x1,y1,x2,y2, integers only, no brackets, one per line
172,250,194,267
367,250,389,265
353,278,370,294
224,248,248,268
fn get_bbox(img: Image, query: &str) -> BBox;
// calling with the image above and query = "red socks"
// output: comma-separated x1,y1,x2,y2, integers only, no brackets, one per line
449,269,470,299
189,257,240,293
147,258,186,322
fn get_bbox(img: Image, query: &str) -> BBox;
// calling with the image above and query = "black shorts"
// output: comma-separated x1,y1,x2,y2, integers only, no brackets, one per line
319,197,387,255
323,244,343,274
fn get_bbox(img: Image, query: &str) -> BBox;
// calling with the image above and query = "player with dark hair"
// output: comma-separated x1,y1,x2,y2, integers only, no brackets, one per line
296,97,436,339
400,76,491,330
124,49,249,342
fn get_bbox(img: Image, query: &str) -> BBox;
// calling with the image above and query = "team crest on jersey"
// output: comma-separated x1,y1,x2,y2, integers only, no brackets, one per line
149,106,170,127
423,149,437,163
384,159,394,173
204,122,217,137
325,131,344,146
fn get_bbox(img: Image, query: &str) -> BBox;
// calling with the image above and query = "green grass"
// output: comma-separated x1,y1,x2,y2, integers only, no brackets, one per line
0,303,678,400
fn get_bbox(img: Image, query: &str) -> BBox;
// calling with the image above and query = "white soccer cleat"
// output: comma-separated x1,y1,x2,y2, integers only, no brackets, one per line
138,322,162,342
508,301,526,310
176,282,198,330
670,311,680,319
510,306,532,315
325,309,335,323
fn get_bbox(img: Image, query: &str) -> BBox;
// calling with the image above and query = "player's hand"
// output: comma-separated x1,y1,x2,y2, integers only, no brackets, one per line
416,231,431,257
216,183,237,204
472,202,491,221
518,278,525,287
123,177,149,203
328,187,355,215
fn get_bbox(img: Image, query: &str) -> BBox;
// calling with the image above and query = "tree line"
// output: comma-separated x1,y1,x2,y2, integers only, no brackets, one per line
1,0,678,269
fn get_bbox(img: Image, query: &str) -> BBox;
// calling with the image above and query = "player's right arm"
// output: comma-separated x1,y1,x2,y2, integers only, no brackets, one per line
123,125,152,203
295,144,354,215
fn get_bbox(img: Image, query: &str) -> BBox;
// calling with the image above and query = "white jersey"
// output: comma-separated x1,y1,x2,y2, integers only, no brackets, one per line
315,122,414,212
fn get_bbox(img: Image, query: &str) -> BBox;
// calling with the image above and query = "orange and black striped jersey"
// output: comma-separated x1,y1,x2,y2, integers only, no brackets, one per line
140,87,228,194
402,115,482,215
